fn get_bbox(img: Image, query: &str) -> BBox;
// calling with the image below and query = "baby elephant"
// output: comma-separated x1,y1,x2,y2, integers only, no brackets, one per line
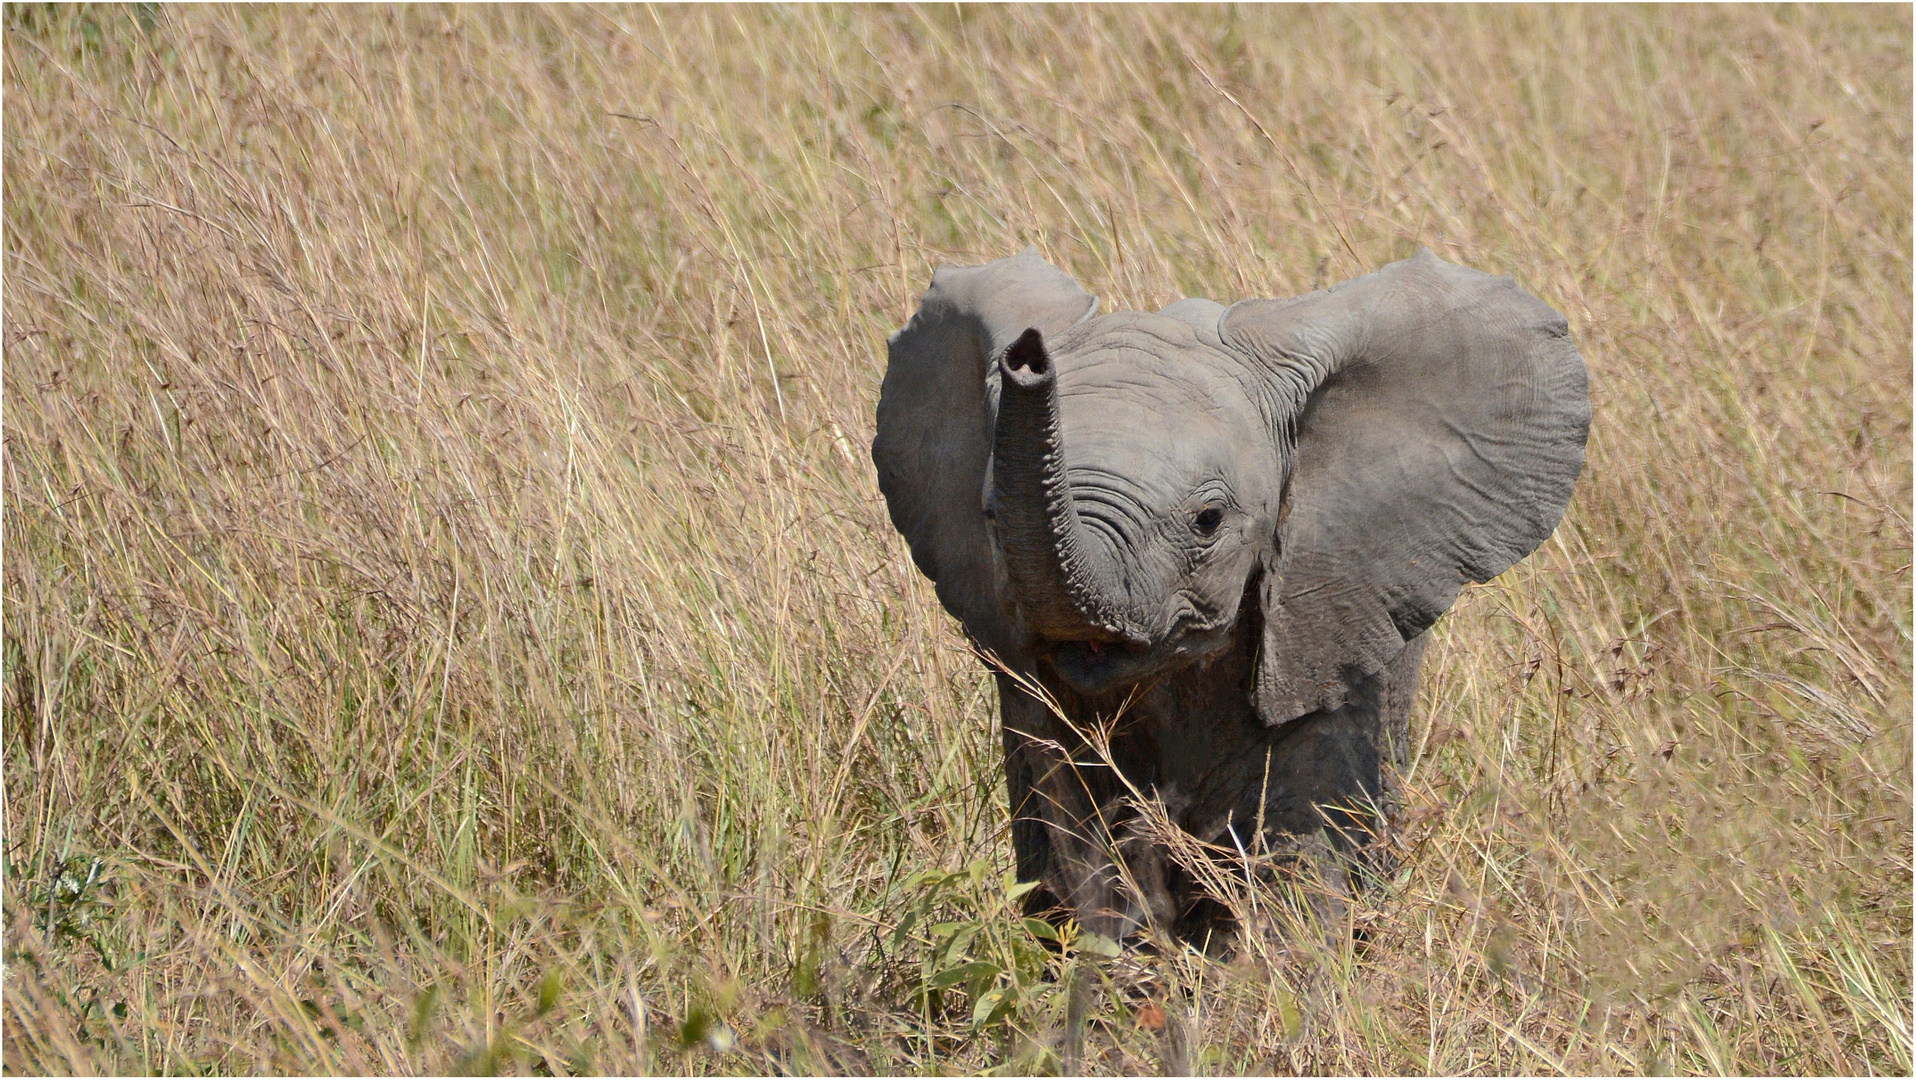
872,248,1588,944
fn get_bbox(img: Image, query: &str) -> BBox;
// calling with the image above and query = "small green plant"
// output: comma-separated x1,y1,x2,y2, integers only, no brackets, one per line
894,864,1065,1034
16,854,112,965
888,859,1143,1070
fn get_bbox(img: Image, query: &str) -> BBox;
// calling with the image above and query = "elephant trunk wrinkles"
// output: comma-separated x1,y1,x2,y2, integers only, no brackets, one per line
991,329,1147,645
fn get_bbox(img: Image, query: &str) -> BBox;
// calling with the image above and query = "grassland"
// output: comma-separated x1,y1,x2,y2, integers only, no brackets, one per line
3,5,1910,1074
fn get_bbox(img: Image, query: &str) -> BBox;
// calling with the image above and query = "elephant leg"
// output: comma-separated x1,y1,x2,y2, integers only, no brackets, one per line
997,675,1160,939
1375,633,1427,784
999,676,1060,905
1256,633,1428,891
1112,815,1180,937
1350,632,1427,889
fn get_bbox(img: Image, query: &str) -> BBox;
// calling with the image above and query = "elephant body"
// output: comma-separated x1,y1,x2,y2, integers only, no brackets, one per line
872,248,1588,944
999,627,1427,943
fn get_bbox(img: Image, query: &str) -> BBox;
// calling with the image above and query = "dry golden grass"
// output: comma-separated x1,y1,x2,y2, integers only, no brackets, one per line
3,5,1909,1074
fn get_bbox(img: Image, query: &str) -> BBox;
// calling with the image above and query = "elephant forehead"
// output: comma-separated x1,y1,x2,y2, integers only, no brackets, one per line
1049,312,1241,388
1051,315,1250,416
1053,375,1250,492
1051,310,1214,364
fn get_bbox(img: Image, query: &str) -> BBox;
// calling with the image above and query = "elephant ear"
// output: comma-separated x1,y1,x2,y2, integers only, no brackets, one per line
872,247,1099,657
1220,249,1590,726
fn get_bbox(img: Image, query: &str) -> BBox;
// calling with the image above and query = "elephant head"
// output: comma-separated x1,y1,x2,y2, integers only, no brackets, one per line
873,247,1588,726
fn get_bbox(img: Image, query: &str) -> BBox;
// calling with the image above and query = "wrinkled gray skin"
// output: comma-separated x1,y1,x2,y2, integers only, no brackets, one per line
873,248,1589,945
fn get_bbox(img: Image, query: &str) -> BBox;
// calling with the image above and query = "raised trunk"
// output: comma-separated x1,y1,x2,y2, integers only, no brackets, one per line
990,329,1145,644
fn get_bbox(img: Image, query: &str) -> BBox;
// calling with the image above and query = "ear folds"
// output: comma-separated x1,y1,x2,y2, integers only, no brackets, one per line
1222,250,1590,726
872,248,1099,658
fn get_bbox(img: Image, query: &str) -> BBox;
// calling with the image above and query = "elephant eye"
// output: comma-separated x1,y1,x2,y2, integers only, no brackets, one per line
1192,507,1224,536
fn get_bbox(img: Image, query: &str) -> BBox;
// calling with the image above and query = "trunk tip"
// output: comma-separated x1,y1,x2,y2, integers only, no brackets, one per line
1000,327,1051,384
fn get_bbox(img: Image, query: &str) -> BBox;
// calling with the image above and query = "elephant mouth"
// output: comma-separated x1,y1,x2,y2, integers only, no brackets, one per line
1045,620,1237,695
1046,639,1156,694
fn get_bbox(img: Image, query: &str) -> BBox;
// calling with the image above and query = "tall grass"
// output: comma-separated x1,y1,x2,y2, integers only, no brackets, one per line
3,5,1908,1074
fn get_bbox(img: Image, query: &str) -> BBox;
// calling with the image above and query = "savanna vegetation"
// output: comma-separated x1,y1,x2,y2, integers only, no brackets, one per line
3,5,1909,1074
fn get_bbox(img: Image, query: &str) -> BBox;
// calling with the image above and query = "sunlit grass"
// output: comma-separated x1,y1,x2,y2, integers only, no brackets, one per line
3,5,1908,1074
